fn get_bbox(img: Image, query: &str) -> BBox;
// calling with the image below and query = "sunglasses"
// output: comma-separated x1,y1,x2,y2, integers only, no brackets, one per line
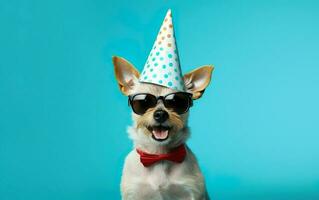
128,92,193,115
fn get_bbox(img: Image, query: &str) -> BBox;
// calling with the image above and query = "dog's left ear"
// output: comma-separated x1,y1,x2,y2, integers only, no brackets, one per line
183,66,214,99
112,56,140,96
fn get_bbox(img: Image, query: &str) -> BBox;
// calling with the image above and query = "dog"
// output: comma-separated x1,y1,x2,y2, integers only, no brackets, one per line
112,56,214,200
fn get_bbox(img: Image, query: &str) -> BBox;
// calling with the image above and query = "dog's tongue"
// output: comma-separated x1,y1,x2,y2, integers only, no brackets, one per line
152,129,169,140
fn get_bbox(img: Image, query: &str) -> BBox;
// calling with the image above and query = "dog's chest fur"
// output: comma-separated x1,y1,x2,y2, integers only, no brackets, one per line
121,148,206,200
147,163,170,190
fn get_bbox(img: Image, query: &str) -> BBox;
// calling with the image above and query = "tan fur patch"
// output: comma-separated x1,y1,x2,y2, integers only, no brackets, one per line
167,110,184,131
136,107,156,132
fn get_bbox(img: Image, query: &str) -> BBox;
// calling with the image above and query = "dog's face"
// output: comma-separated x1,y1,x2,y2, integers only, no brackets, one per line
113,56,213,148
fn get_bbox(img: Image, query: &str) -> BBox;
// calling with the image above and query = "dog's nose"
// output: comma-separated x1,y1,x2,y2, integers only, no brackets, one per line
153,110,169,123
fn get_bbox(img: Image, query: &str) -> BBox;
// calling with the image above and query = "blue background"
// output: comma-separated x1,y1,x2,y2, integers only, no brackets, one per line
1,0,319,199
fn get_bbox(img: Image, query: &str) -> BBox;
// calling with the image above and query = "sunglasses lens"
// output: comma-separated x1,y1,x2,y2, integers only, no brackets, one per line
164,93,191,114
131,94,157,114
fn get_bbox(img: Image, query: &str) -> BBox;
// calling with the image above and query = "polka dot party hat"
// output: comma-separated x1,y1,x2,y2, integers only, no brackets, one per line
139,9,185,91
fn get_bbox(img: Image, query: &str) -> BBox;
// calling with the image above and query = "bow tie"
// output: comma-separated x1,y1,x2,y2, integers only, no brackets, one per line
136,144,187,167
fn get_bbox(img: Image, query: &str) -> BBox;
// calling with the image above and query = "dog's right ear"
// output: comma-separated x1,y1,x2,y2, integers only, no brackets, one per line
183,66,214,99
112,56,140,95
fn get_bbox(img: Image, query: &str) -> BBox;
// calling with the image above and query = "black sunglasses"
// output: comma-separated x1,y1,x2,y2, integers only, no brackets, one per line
128,92,193,115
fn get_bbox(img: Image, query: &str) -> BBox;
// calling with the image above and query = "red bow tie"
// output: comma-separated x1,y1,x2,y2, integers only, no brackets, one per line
136,144,187,167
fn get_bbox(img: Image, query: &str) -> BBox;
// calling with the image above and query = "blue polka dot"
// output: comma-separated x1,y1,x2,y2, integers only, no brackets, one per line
168,81,173,86
144,76,148,80
160,47,164,51
169,63,173,67
147,64,150,68
159,80,163,84
153,46,156,49
162,65,166,69
152,74,157,78
152,57,156,61
156,52,160,56
154,63,158,66
160,57,164,61
150,53,153,56
174,69,177,72
143,71,146,75
164,74,168,78
175,76,179,80
168,54,172,58
150,68,153,72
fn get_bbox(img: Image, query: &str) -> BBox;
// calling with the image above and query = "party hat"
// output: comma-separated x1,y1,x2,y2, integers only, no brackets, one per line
139,9,185,91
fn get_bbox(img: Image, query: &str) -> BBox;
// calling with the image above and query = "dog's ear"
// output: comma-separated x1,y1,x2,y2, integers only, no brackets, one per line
112,56,140,95
183,65,214,99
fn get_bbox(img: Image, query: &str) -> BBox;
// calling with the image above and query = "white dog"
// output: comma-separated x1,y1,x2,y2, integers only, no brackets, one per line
113,56,214,200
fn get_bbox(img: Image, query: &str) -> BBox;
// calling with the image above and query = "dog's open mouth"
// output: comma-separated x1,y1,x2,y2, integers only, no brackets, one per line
147,125,170,142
